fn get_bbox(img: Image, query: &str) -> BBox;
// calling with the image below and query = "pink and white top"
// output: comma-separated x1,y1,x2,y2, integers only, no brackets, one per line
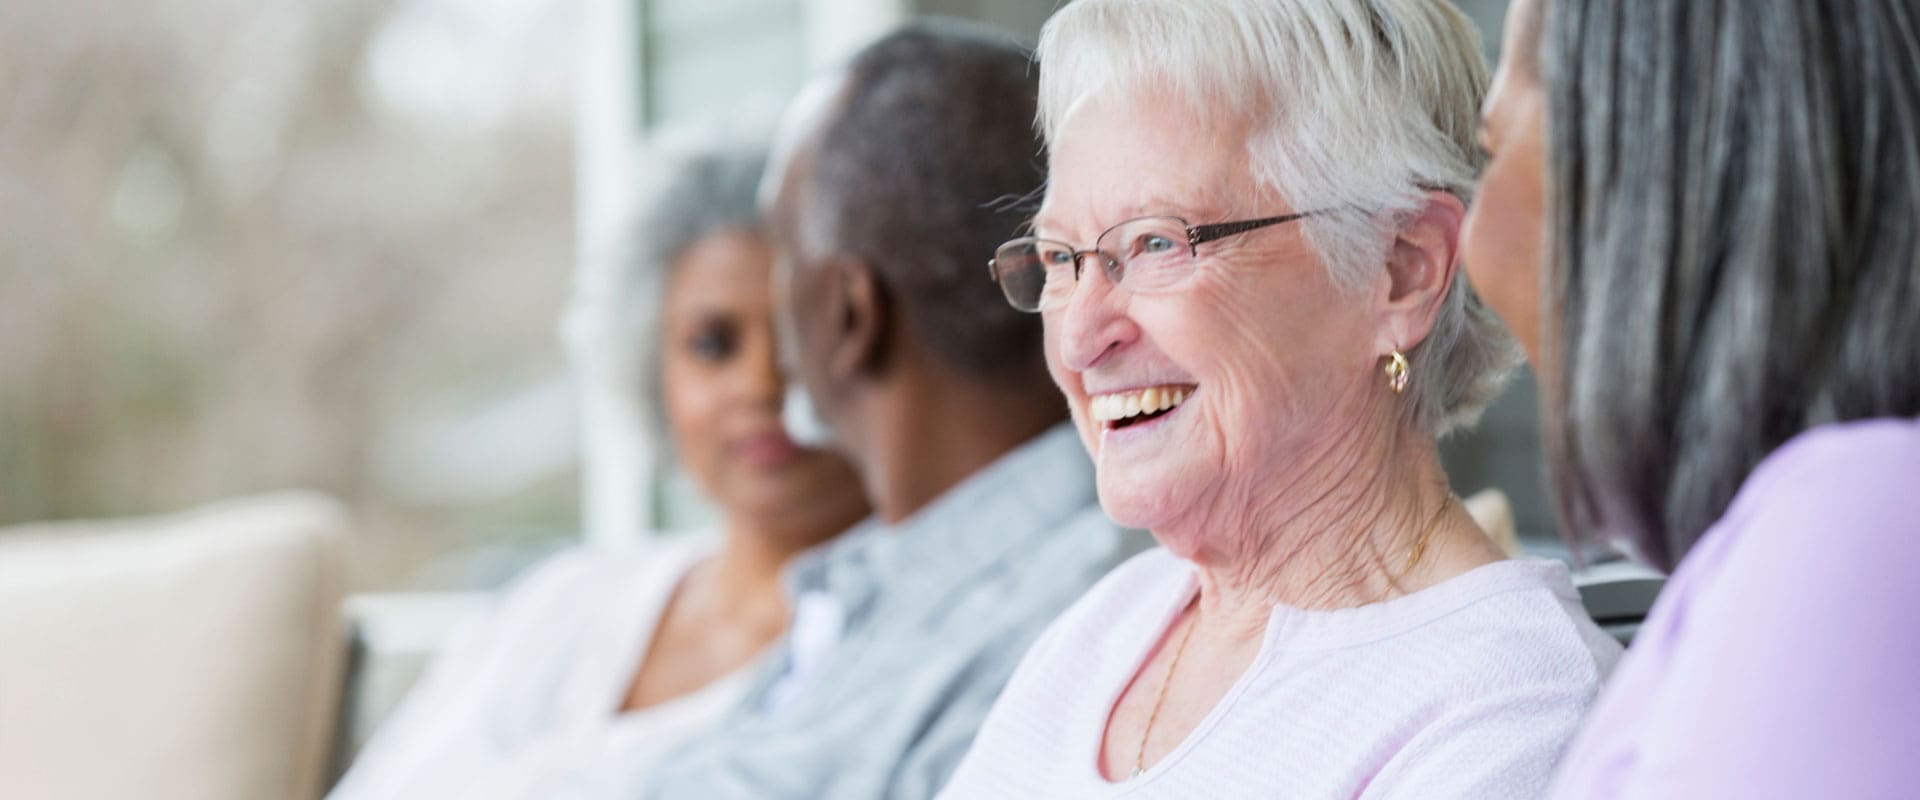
939,550,1621,799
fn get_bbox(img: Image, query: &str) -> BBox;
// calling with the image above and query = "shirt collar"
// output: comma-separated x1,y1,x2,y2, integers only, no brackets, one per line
783,423,1095,611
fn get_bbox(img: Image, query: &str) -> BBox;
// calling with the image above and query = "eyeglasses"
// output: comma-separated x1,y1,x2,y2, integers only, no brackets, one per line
987,210,1325,313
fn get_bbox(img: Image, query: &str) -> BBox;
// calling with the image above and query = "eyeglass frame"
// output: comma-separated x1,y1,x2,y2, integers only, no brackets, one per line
986,209,1330,313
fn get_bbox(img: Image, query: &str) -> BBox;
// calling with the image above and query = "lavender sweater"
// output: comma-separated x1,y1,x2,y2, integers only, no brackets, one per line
1551,417,1920,799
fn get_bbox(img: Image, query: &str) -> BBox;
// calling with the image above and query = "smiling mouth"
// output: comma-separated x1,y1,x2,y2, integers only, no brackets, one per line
1089,384,1197,430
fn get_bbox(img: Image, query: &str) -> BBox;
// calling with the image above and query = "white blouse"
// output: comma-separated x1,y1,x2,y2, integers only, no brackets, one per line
938,548,1622,799
329,533,750,800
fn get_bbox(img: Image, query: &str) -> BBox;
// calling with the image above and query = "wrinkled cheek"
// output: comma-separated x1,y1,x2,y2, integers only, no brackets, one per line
1202,372,1268,466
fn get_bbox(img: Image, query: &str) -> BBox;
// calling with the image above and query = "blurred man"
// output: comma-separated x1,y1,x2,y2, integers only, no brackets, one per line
645,19,1149,800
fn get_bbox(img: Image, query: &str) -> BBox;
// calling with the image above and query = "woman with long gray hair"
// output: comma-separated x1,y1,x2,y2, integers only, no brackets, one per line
329,145,869,799
1465,0,1920,795
938,1,1620,796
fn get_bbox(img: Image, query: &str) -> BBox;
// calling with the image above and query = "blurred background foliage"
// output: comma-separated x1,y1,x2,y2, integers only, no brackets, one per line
0,0,579,588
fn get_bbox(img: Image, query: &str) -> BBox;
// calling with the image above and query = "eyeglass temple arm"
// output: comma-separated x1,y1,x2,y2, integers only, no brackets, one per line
1186,211,1317,248
1185,183,1458,249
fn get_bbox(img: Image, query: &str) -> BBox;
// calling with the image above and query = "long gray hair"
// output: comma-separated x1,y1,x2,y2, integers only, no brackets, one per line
1545,0,1920,569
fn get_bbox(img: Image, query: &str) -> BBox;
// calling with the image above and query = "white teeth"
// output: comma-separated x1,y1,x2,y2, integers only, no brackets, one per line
1088,384,1196,424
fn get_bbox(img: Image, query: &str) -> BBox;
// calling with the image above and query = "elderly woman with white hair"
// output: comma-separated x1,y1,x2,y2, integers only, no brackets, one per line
937,1,1620,797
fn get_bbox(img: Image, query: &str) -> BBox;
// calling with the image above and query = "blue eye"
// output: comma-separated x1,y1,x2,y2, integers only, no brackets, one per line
1042,248,1075,265
1139,234,1177,255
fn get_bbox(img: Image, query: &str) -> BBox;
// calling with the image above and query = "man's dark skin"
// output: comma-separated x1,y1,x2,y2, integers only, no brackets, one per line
764,74,1067,525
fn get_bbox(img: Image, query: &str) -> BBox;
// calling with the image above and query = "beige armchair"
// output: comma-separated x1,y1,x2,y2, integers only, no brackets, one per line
0,493,350,800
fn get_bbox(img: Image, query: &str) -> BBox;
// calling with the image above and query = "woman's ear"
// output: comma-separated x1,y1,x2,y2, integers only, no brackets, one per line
1377,189,1466,353
827,257,891,382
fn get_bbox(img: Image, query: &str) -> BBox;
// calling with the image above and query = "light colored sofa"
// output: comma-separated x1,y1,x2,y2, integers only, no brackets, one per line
0,488,1660,800
328,590,489,785
0,493,349,800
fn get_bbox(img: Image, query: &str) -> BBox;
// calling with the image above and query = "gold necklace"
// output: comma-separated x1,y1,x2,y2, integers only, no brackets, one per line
1131,596,1200,779
1126,498,1451,780
1392,494,1455,587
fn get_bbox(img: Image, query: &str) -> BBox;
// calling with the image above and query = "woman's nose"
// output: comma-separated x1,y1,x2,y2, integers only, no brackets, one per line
1054,260,1137,372
740,328,785,411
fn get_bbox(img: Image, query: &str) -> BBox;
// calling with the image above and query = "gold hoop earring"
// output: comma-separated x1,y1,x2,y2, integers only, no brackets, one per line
1384,350,1411,395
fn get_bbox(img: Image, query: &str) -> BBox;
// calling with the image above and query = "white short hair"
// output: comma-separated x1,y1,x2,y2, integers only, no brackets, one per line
1036,0,1518,436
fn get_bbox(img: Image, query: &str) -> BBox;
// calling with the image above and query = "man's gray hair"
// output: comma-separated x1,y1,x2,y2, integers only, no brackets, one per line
791,19,1049,378
1035,0,1519,436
